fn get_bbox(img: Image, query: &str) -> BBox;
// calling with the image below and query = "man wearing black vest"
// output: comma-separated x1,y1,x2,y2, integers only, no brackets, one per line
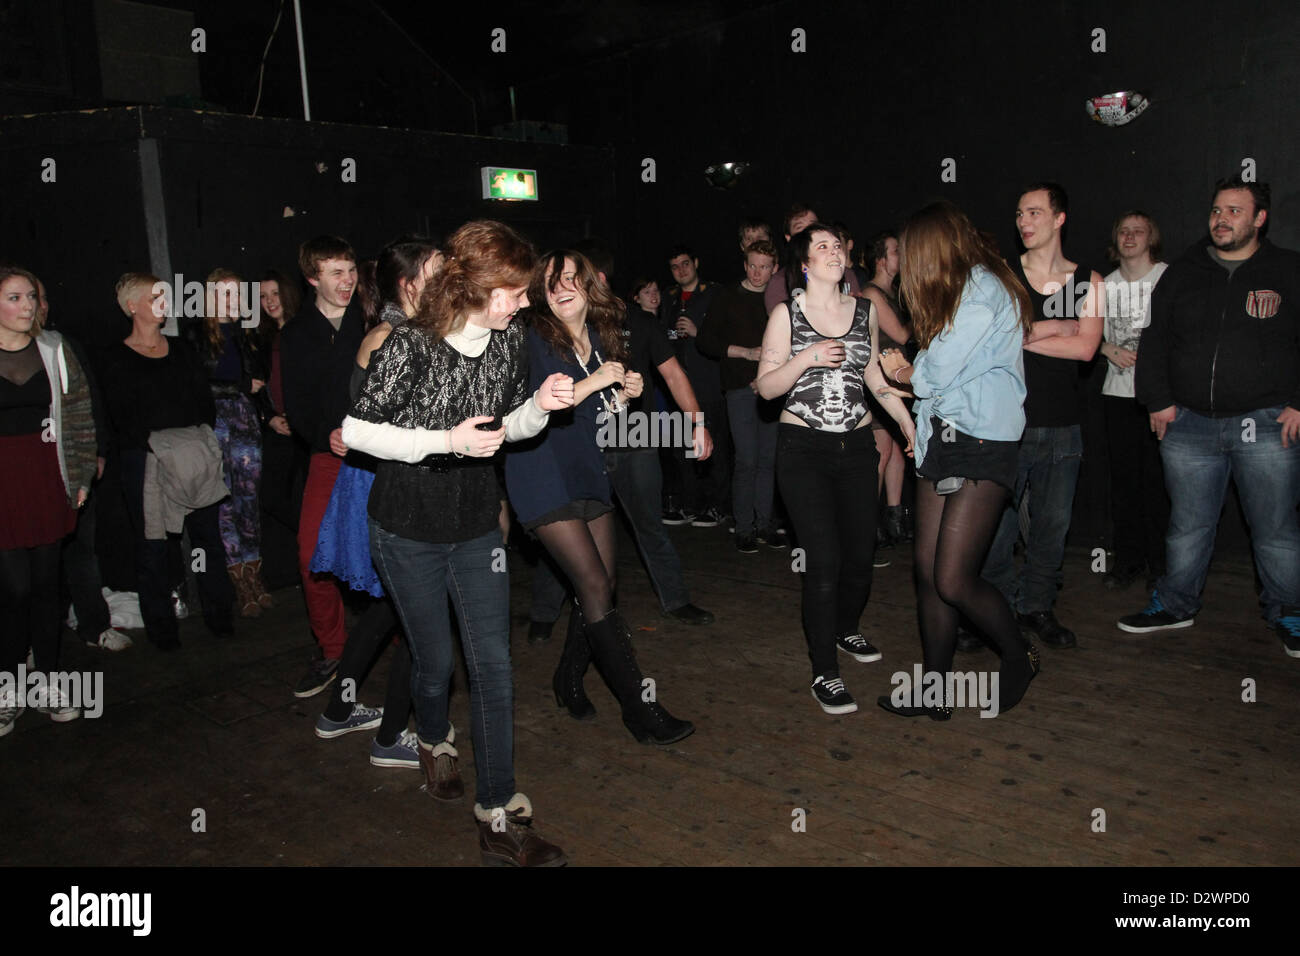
980,183,1103,649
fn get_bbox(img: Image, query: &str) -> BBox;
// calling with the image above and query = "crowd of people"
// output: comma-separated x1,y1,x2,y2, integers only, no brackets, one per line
1,172,1297,866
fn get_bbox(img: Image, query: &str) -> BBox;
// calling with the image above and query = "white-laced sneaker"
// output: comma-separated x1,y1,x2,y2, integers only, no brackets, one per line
811,675,858,715
33,687,81,723
88,628,133,651
0,690,22,738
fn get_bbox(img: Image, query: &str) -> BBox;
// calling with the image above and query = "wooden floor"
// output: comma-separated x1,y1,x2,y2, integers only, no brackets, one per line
3,523,1298,866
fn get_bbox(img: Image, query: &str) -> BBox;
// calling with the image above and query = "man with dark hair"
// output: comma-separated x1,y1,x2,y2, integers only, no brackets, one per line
280,235,363,696
764,202,862,313
1118,177,1300,656
660,245,730,527
978,182,1103,650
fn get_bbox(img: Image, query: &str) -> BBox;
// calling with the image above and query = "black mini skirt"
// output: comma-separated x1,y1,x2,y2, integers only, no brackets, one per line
914,417,1019,492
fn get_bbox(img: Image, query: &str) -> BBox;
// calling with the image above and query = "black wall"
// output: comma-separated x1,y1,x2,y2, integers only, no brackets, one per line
0,107,616,348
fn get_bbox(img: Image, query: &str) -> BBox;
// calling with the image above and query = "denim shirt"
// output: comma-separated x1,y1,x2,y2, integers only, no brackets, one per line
910,265,1026,467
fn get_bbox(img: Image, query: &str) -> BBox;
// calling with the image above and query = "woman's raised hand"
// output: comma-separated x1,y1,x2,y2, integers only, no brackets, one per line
595,360,627,388
537,372,575,410
804,339,845,369
449,415,505,457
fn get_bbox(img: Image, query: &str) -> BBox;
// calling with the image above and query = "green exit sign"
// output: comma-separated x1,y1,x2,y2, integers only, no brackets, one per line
481,166,539,201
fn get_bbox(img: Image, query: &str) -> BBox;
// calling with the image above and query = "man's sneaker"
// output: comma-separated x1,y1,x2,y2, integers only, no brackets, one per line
33,687,81,723
756,527,787,550
1273,606,1300,658
690,507,725,528
294,656,339,698
1117,592,1196,634
88,628,133,651
0,691,23,738
665,603,715,626
873,550,891,568
735,533,759,554
661,508,693,526
315,703,384,739
1017,609,1077,648
811,675,858,714
370,729,421,768
836,633,882,662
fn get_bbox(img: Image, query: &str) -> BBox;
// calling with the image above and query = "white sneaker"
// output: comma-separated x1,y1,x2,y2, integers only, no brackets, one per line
88,628,133,651
33,687,81,723
0,687,24,737
171,589,189,620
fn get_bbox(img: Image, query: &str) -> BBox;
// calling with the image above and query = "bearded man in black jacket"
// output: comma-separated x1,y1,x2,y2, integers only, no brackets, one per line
1118,176,1300,658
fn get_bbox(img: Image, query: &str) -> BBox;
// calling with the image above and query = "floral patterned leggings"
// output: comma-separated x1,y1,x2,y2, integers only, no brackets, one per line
213,394,263,566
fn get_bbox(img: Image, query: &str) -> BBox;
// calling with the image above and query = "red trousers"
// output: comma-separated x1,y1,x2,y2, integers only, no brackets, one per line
298,452,347,659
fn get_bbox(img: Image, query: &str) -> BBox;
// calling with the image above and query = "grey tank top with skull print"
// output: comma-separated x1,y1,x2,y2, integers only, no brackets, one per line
783,293,873,432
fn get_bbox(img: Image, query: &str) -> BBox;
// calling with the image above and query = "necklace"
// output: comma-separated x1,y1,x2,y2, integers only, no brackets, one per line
572,342,625,423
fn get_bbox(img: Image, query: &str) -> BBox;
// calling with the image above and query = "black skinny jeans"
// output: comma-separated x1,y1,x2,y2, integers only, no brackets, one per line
776,423,880,679
0,541,62,673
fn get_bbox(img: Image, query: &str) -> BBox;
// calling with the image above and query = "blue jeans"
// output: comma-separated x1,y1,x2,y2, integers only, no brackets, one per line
370,521,514,808
1156,405,1300,621
605,448,691,611
982,425,1082,614
726,387,779,536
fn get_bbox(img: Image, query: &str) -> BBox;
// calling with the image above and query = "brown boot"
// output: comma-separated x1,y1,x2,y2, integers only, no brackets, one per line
227,563,261,618
418,724,464,801
474,794,567,867
246,558,274,609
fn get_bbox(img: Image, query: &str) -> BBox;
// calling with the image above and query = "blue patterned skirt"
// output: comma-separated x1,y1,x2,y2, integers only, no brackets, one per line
310,460,384,597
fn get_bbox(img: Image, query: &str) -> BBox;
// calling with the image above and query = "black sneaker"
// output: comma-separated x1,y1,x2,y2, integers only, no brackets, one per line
294,656,340,698
1117,592,1196,634
661,508,692,526
756,527,787,550
665,603,715,626
735,533,759,554
811,675,858,714
690,507,724,528
873,550,891,568
1272,606,1300,657
527,620,555,645
1017,609,1077,648
836,632,882,662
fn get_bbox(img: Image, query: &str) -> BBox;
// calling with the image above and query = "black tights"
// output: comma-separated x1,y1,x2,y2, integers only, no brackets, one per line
534,513,617,622
322,598,412,746
0,542,63,673
913,478,1027,676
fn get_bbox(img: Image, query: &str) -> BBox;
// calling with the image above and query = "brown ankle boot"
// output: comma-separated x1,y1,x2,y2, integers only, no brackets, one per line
227,563,261,618
474,794,567,867
418,724,464,801
247,558,274,608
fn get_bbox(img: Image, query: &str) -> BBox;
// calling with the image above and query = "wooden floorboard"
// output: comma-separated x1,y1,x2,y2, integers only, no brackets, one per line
2,525,1297,866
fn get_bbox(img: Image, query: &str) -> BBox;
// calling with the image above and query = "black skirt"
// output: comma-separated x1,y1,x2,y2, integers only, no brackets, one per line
915,417,1019,492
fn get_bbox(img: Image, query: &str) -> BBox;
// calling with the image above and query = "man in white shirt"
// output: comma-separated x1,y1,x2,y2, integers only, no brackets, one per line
1100,211,1169,589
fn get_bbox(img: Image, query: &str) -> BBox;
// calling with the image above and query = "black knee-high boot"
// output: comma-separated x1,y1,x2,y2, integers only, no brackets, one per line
552,602,596,721
584,609,694,745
